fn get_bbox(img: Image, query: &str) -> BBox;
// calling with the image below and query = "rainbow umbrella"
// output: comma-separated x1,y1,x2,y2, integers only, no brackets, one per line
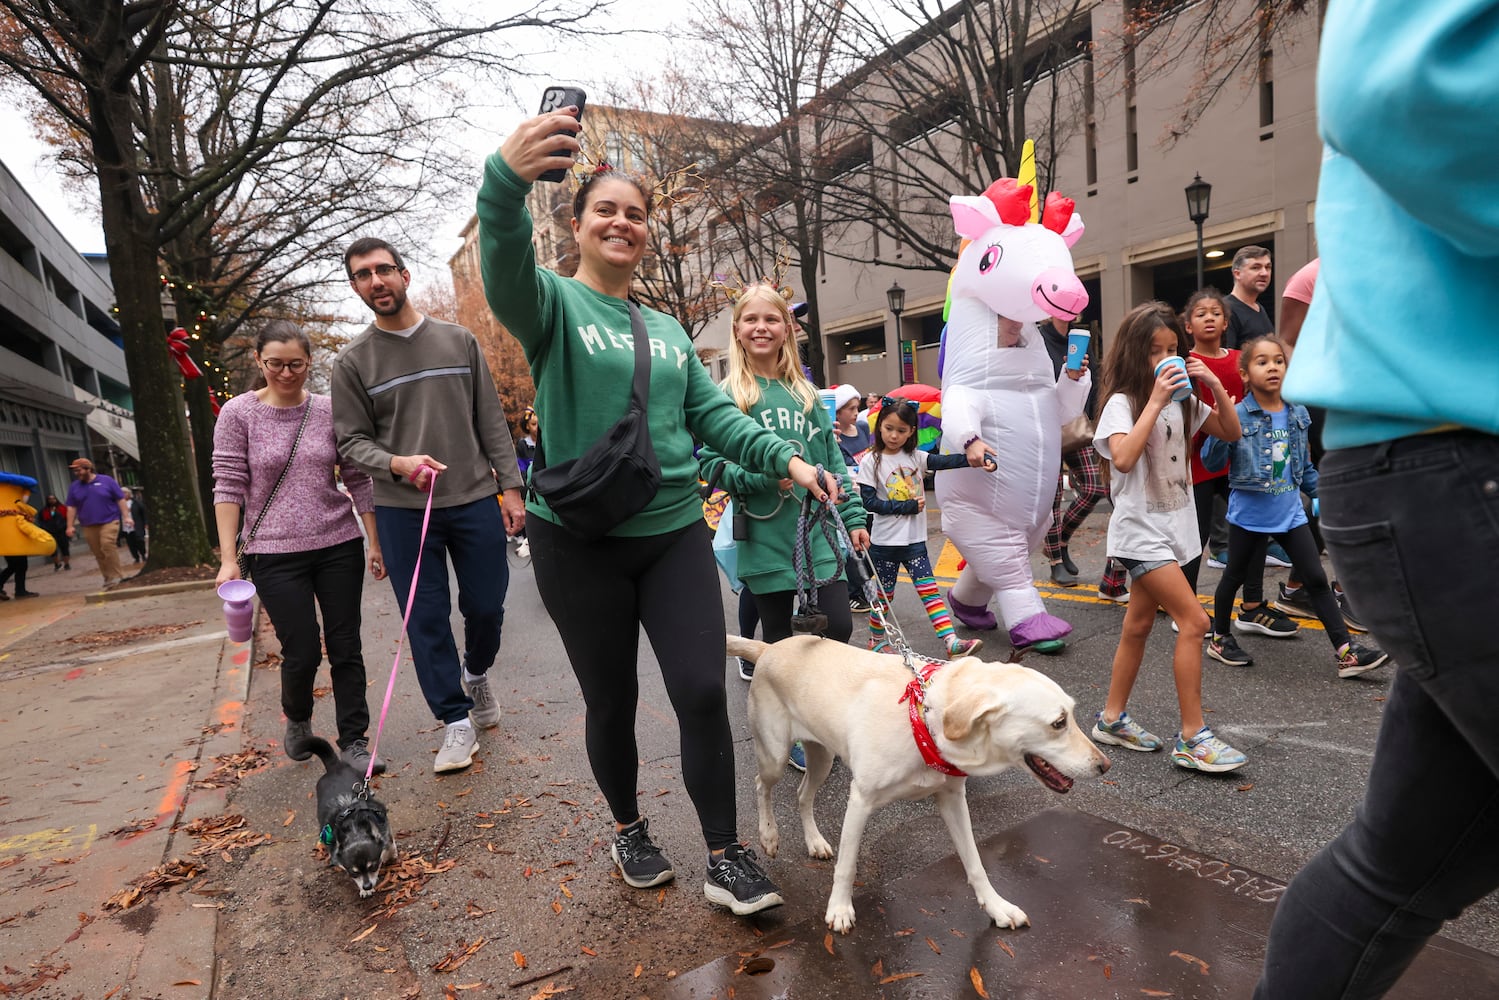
870,383,943,453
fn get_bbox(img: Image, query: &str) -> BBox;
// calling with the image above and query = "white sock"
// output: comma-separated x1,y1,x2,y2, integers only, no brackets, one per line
448,718,473,731
462,668,484,685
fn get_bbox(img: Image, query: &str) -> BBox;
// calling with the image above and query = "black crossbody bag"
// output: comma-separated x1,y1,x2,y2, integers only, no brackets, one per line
528,300,662,541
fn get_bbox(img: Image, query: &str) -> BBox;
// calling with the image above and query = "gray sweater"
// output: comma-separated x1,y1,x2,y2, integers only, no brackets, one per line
331,317,523,510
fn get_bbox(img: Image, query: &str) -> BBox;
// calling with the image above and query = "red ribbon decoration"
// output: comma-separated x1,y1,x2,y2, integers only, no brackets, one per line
166,327,202,379
898,660,968,777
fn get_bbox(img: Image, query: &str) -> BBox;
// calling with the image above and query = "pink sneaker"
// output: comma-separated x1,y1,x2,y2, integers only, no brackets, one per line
947,637,983,659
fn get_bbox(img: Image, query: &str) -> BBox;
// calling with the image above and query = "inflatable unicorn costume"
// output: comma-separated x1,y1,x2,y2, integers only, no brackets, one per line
935,160,1090,652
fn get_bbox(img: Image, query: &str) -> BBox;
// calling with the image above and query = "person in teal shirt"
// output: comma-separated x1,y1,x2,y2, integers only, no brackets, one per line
1256,2,1499,996
477,108,838,919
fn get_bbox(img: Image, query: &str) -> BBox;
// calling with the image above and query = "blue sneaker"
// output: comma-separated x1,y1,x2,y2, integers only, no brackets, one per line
1265,541,1292,568
1091,711,1162,752
788,741,807,772
1172,726,1247,773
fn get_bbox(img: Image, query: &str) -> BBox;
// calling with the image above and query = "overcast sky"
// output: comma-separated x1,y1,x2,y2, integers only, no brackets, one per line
0,2,663,284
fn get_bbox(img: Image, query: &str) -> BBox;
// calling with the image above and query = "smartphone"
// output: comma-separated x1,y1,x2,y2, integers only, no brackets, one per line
537,86,587,183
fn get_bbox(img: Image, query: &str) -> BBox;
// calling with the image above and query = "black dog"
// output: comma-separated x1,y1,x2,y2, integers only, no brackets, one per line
300,736,397,897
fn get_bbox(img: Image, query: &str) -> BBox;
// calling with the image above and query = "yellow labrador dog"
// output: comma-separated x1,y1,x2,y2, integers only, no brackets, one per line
728,634,1110,934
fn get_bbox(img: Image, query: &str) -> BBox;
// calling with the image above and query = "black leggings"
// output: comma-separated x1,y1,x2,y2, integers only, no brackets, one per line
752,580,852,644
528,517,738,849
1213,521,1349,649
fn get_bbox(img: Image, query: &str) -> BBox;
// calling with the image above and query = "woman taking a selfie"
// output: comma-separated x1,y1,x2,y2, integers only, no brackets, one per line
475,107,837,918
211,322,385,774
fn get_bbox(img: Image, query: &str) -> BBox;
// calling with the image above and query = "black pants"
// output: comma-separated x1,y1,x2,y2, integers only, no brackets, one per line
1256,432,1499,998
528,517,739,849
252,537,370,748
0,555,29,594
1213,520,1348,649
752,580,852,644
125,528,146,562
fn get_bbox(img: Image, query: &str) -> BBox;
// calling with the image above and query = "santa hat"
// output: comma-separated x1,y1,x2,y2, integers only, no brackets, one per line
832,383,861,410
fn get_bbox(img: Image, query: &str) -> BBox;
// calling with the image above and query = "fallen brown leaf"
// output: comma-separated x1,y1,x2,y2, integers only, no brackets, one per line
172,980,202,986
879,972,923,983
580,945,597,957
871,959,884,977
551,900,563,914
970,967,989,998
996,939,1015,958
925,936,941,955
633,963,643,979
1236,783,1255,792
514,951,527,969
431,937,487,973
824,932,835,956
1170,950,1210,975
282,811,295,827
351,924,378,943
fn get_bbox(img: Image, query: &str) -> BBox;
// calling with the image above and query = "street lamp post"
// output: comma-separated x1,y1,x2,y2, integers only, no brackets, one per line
886,280,906,333
887,279,908,384
1185,173,1212,291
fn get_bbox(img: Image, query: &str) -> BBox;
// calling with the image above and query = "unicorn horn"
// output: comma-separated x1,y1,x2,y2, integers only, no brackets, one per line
1017,139,1040,224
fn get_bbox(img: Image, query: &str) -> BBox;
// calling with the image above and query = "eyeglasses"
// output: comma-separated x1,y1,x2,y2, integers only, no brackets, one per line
261,359,309,373
350,263,401,284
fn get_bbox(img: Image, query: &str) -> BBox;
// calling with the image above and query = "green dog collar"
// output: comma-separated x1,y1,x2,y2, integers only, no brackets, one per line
319,823,334,846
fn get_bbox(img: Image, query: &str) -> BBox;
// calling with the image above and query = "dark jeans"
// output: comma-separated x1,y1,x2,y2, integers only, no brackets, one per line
1256,432,1499,999
0,555,29,594
125,528,146,562
376,497,508,726
753,579,853,644
1213,519,1348,649
253,537,369,747
529,517,738,849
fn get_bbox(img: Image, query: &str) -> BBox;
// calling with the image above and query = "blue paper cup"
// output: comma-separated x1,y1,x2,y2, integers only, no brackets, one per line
819,389,839,427
1066,329,1090,371
1154,355,1192,402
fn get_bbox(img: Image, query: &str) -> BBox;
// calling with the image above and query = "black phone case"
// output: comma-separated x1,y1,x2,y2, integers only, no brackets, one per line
537,86,586,183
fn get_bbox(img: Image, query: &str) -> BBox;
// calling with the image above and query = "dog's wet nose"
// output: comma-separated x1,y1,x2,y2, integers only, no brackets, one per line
1095,754,1112,775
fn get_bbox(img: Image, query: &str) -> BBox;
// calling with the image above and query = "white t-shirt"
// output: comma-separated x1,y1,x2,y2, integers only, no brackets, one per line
1093,392,1209,563
855,449,934,547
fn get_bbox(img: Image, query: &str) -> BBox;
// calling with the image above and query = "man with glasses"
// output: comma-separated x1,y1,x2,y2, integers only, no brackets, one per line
332,237,525,775
64,458,132,587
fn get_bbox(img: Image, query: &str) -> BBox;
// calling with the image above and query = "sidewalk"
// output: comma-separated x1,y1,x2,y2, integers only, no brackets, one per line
0,550,248,998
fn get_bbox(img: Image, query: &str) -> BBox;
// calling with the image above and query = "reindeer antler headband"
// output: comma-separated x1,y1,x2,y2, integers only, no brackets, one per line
709,246,796,303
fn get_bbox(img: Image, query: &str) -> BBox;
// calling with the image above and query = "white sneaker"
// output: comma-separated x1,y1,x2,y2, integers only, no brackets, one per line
434,723,478,773
462,672,501,728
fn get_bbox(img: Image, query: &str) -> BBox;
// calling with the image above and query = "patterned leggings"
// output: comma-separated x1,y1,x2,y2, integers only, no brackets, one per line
1045,445,1128,595
866,542,960,651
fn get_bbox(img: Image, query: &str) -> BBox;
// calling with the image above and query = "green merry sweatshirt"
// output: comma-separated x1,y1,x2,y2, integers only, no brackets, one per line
476,155,798,537
699,378,867,595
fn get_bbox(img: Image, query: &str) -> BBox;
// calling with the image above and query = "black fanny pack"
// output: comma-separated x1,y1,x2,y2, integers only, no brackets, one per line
528,299,662,541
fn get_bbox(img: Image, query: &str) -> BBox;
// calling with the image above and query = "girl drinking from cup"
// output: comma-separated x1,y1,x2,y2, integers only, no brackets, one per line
1090,302,1246,772
1201,334,1389,677
855,396,991,658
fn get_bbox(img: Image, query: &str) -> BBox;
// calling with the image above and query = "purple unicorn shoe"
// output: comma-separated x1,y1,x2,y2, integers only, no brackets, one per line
1009,612,1073,651
948,591,998,631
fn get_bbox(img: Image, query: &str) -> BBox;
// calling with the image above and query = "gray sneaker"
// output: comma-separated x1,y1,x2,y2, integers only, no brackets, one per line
434,723,478,773
284,718,314,761
341,738,387,776
462,672,501,729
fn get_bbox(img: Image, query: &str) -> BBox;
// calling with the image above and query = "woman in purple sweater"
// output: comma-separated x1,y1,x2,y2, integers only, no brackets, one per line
212,323,387,774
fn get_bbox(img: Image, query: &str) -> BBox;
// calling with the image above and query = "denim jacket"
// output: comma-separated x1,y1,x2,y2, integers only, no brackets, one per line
1201,393,1318,497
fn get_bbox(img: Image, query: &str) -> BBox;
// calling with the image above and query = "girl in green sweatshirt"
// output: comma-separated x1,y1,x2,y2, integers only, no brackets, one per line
699,284,871,647
476,109,838,919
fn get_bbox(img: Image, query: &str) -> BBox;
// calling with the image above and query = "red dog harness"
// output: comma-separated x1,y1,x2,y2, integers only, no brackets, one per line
898,659,967,777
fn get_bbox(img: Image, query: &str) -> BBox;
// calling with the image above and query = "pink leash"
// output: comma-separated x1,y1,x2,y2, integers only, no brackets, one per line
364,466,438,784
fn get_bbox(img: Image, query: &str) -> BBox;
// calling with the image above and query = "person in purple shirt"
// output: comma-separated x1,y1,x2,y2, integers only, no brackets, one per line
64,457,131,587
212,322,387,775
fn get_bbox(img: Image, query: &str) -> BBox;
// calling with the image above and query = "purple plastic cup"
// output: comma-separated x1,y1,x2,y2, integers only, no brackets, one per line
218,579,257,643
1154,355,1192,402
